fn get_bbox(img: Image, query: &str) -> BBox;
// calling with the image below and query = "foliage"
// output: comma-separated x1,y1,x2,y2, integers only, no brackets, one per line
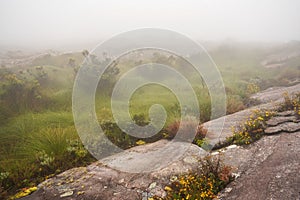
226,95,246,114
228,109,275,145
164,120,207,141
246,82,260,95
0,72,40,115
163,156,233,200
280,92,300,118
8,186,37,200
0,124,95,199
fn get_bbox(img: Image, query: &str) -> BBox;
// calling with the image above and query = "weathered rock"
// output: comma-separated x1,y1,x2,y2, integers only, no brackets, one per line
203,84,300,147
265,122,300,135
100,140,207,173
218,131,300,200
266,116,296,126
276,110,295,116
250,83,300,104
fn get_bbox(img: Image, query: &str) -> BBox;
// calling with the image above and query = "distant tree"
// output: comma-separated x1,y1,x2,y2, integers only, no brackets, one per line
68,58,76,67
82,50,89,57
90,54,101,65
1,72,41,115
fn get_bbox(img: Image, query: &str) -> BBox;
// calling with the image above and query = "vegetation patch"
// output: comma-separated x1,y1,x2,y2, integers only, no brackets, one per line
279,92,300,118
152,156,233,200
229,109,275,145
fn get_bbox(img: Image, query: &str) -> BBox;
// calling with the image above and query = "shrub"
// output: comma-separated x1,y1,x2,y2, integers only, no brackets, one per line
228,109,275,145
280,92,300,119
246,83,260,94
164,120,207,143
293,93,300,119
226,95,246,114
163,156,233,200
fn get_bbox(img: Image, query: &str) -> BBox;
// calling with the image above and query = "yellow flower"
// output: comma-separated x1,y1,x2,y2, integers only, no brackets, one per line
265,112,269,117
200,192,206,198
257,116,264,121
11,186,37,199
136,140,146,145
164,186,172,191
180,179,187,185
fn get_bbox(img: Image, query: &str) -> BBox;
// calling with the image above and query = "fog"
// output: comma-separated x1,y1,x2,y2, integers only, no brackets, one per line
1,0,300,50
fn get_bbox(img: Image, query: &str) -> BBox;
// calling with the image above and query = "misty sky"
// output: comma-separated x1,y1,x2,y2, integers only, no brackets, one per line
1,0,300,50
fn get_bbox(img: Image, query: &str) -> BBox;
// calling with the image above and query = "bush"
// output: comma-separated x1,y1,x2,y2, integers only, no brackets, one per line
164,119,207,143
163,156,233,200
226,95,246,114
228,109,275,145
279,92,300,119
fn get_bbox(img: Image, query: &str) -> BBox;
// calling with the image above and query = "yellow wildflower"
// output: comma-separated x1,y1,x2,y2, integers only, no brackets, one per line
136,140,146,145
164,186,172,191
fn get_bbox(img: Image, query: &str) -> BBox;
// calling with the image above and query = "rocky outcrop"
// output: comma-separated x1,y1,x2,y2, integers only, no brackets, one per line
218,131,300,200
214,107,300,200
22,140,207,200
265,121,300,135
203,83,300,146
264,111,300,134
251,83,300,104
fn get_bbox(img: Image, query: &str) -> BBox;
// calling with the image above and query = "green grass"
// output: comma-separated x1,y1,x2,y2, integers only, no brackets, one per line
0,111,94,196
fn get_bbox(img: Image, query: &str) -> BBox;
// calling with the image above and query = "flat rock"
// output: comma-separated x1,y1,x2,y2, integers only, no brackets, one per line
276,110,295,116
265,122,300,135
266,116,296,126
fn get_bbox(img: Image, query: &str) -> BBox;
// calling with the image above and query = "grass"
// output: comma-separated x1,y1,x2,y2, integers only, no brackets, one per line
0,111,95,198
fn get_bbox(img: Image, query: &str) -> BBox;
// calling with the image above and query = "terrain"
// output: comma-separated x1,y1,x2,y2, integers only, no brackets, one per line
0,41,300,199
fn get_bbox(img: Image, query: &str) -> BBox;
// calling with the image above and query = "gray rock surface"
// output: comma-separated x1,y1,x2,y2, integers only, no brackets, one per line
265,116,297,126
276,110,294,116
251,83,300,104
265,122,300,135
218,131,300,200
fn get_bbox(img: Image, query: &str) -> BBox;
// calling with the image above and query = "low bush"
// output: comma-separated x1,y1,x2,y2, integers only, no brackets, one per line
164,119,208,149
228,109,275,145
161,156,233,200
279,92,300,119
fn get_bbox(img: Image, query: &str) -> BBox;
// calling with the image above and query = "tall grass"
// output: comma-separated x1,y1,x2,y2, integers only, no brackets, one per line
0,112,94,198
